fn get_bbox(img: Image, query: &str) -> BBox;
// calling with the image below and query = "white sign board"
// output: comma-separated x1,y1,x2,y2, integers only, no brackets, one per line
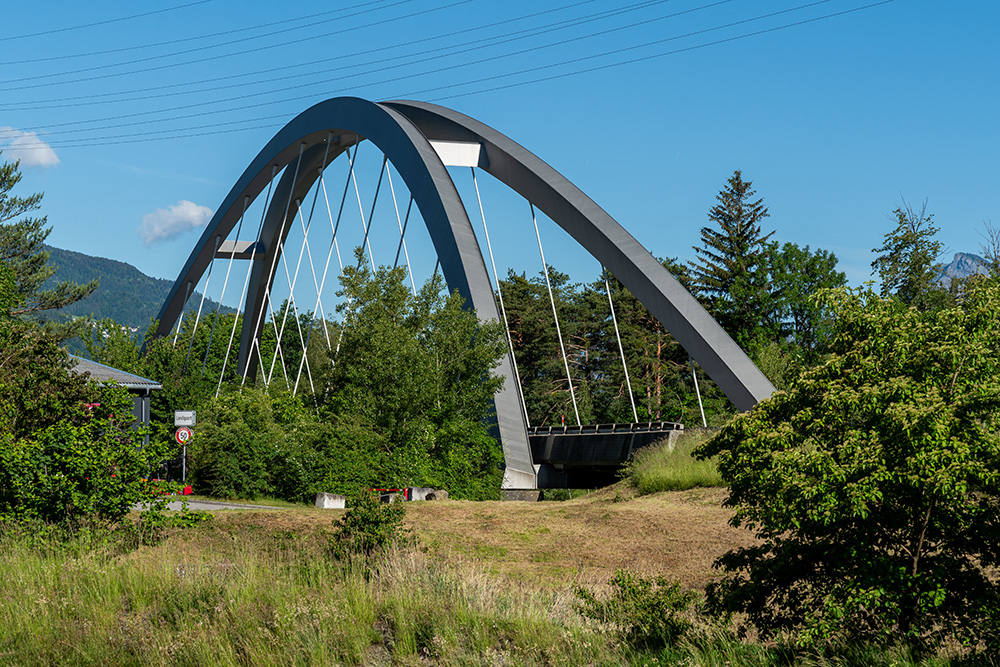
174,410,196,427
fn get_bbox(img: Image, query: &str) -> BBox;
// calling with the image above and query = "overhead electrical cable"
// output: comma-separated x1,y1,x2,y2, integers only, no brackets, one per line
7,0,896,151
0,0,392,66
0,0,467,89
1,0,740,138
0,0,211,42
0,0,620,111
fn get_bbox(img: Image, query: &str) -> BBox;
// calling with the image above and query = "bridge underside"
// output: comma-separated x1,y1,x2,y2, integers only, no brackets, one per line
530,422,682,489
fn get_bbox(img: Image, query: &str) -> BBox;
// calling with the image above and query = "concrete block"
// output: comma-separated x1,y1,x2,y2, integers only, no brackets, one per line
379,492,401,504
314,493,346,509
426,489,448,501
408,487,436,501
502,489,541,502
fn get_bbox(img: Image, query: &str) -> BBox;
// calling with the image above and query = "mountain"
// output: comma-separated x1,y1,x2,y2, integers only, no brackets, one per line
44,245,234,330
936,252,989,288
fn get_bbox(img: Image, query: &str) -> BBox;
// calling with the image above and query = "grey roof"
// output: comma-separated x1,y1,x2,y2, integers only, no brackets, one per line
69,355,162,391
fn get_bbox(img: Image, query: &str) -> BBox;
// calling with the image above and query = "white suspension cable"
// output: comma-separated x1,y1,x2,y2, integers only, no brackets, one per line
690,357,707,427
322,146,359,365
393,196,413,268
201,194,249,377
182,235,220,372
604,269,639,423
219,165,277,397
385,168,417,296
472,167,530,427
347,143,376,272
531,202,580,426
357,155,387,269
243,145,305,388
172,280,193,346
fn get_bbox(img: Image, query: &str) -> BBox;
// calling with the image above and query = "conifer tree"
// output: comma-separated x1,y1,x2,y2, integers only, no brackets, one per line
689,170,776,348
0,153,97,338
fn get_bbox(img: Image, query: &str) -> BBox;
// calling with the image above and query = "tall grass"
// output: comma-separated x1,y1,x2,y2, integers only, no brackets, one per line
623,429,723,494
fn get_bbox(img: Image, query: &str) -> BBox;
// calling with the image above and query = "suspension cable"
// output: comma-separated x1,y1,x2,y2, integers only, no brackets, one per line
181,235,219,372
690,357,707,427
347,143,376,272
218,164,276,397
200,194,249,377
472,167,530,427
530,203,580,426
243,145,305,388
603,268,639,422
385,168,417,296
171,280,193,346
358,154,387,269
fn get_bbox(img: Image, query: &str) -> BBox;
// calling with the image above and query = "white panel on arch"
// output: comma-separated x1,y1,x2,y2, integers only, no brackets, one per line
430,140,487,168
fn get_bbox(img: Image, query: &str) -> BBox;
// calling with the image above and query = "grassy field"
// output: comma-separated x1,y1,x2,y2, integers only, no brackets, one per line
0,434,986,665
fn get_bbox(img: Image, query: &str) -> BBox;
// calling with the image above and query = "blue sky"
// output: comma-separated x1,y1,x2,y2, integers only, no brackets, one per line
2,0,997,307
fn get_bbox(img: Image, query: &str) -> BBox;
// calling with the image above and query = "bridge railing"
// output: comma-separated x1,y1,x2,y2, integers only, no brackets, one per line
526,421,682,437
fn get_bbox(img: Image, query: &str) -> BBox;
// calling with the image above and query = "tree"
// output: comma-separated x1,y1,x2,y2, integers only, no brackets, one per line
689,170,777,348
767,241,847,357
0,153,97,338
317,252,509,498
698,283,1000,652
871,200,949,310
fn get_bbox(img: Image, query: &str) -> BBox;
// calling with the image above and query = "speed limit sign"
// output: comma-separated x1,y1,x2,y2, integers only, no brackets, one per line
175,426,193,444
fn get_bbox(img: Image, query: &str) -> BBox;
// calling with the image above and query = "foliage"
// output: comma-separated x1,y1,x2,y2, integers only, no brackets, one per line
872,201,950,310
623,430,722,494
0,153,97,339
317,255,507,498
0,380,175,527
698,283,1000,652
576,569,698,650
767,241,847,357
689,170,777,348
330,490,409,558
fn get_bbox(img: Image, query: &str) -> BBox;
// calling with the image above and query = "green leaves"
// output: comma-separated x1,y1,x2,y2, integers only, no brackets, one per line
699,283,1000,651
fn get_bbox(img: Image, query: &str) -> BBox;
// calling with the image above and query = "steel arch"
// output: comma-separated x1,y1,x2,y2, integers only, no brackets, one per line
154,96,775,491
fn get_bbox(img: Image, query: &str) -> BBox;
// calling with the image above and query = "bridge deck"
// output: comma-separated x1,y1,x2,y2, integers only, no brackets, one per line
528,421,682,488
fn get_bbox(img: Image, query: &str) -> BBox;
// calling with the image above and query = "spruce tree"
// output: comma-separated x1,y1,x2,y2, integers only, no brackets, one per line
0,153,97,338
688,170,776,348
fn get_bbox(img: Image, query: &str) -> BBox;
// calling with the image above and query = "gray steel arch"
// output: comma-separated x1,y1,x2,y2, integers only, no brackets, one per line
154,97,536,489
155,96,775,491
382,100,776,411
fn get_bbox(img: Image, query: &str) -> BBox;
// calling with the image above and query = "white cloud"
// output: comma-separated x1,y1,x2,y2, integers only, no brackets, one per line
138,200,213,245
0,126,60,168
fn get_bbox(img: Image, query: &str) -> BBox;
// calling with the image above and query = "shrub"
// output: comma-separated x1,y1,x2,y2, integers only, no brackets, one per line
330,490,409,559
577,569,698,650
623,430,721,494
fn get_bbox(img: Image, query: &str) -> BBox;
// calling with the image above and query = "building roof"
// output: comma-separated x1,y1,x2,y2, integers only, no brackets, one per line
69,355,162,391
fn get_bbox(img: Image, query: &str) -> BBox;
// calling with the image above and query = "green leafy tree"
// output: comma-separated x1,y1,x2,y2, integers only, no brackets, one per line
871,201,949,310
317,252,508,498
689,170,777,349
767,241,847,358
0,154,97,338
699,283,1000,652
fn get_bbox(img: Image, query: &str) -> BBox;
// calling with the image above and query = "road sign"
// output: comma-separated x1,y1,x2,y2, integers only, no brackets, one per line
174,411,196,426
175,426,193,445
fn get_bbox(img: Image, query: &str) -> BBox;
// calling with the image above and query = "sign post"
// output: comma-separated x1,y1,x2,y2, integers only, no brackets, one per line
174,411,196,483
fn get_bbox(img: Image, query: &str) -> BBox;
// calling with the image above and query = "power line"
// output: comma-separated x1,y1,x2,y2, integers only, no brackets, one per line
5,1,896,151
0,0,392,66
0,0,465,90
1,0,669,114
1,0,733,137
0,0,212,42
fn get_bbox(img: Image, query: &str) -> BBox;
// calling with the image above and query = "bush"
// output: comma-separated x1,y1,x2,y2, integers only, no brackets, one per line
330,490,409,559
577,569,698,650
0,381,175,527
623,430,721,494
699,284,1000,652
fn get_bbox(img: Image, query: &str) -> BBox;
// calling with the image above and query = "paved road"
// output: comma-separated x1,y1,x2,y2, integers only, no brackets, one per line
134,499,287,511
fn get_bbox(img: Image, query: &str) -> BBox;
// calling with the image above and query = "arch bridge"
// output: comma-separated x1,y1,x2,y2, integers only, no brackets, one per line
155,97,775,490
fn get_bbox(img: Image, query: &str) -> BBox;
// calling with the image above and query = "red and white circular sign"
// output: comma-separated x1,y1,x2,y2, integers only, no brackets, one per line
175,426,193,444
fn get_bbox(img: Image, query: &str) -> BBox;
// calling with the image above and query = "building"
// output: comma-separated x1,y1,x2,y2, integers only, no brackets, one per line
69,356,161,445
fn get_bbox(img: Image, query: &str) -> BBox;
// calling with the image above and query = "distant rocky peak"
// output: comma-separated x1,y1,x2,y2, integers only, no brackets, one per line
936,252,988,287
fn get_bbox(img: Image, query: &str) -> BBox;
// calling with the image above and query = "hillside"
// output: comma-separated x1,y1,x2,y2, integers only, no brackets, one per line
44,245,233,330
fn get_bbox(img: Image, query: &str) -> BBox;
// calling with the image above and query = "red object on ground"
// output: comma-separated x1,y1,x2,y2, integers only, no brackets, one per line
182,485,193,496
